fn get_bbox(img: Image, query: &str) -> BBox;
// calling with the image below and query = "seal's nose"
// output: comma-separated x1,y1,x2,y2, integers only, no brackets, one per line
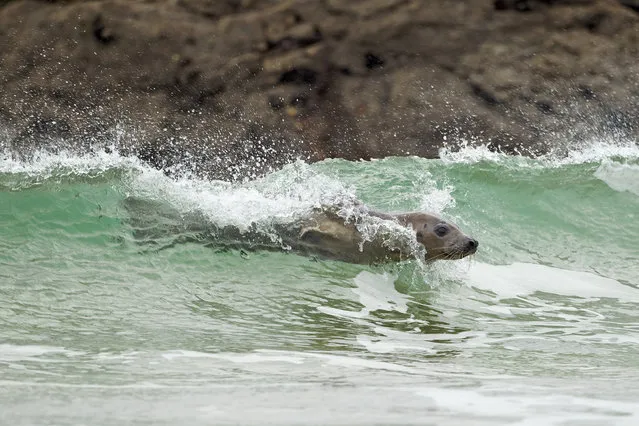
466,238,478,252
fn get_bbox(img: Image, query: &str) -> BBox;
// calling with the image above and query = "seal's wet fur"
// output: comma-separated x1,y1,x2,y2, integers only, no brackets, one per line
287,208,478,264
124,197,478,264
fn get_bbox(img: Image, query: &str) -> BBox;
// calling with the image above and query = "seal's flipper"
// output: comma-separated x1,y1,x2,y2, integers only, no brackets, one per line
299,227,336,244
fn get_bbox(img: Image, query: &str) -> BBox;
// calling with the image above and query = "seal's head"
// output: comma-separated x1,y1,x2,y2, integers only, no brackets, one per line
398,213,478,261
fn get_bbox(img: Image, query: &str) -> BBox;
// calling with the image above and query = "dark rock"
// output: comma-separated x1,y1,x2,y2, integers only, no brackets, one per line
0,0,637,180
618,0,639,12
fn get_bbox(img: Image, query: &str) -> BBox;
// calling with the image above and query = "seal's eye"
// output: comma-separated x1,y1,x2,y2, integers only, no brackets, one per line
434,224,449,237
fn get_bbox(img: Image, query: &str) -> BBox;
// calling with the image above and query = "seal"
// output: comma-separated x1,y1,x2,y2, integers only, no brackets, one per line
123,196,478,264
285,207,478,264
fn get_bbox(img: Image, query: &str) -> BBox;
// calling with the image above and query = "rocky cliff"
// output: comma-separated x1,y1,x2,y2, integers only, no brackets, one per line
1,0,637,178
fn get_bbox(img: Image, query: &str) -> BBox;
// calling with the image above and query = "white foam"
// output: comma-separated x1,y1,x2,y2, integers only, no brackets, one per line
0,344,84,362
127,159,358,231
439,137,639,167
439,141,516,165
0,147,144,177
594,159,639,196
318,271,460,354
318,271,410,321
416,386,639,425
555,138,639,165
162,350,306,365
465,262,639,301
417,184,456,215
161,348,415,373
351,271,409,313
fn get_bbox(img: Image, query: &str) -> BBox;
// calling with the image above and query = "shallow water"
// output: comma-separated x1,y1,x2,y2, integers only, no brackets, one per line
1,139,639,425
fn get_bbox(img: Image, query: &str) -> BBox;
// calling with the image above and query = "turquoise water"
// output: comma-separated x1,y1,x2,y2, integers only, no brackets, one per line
1,140,639,425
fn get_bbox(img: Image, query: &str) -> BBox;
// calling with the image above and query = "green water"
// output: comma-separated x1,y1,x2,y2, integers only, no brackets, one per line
1,142,639,425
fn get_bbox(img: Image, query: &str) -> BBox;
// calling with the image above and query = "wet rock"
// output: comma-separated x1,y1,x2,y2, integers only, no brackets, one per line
0,0,637,179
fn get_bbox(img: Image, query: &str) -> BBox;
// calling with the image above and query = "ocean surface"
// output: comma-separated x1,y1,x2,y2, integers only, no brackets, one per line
1,138,638,425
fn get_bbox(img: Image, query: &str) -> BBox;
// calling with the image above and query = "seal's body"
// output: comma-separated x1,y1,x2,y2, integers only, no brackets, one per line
282,208,478,264
123,197,478,264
